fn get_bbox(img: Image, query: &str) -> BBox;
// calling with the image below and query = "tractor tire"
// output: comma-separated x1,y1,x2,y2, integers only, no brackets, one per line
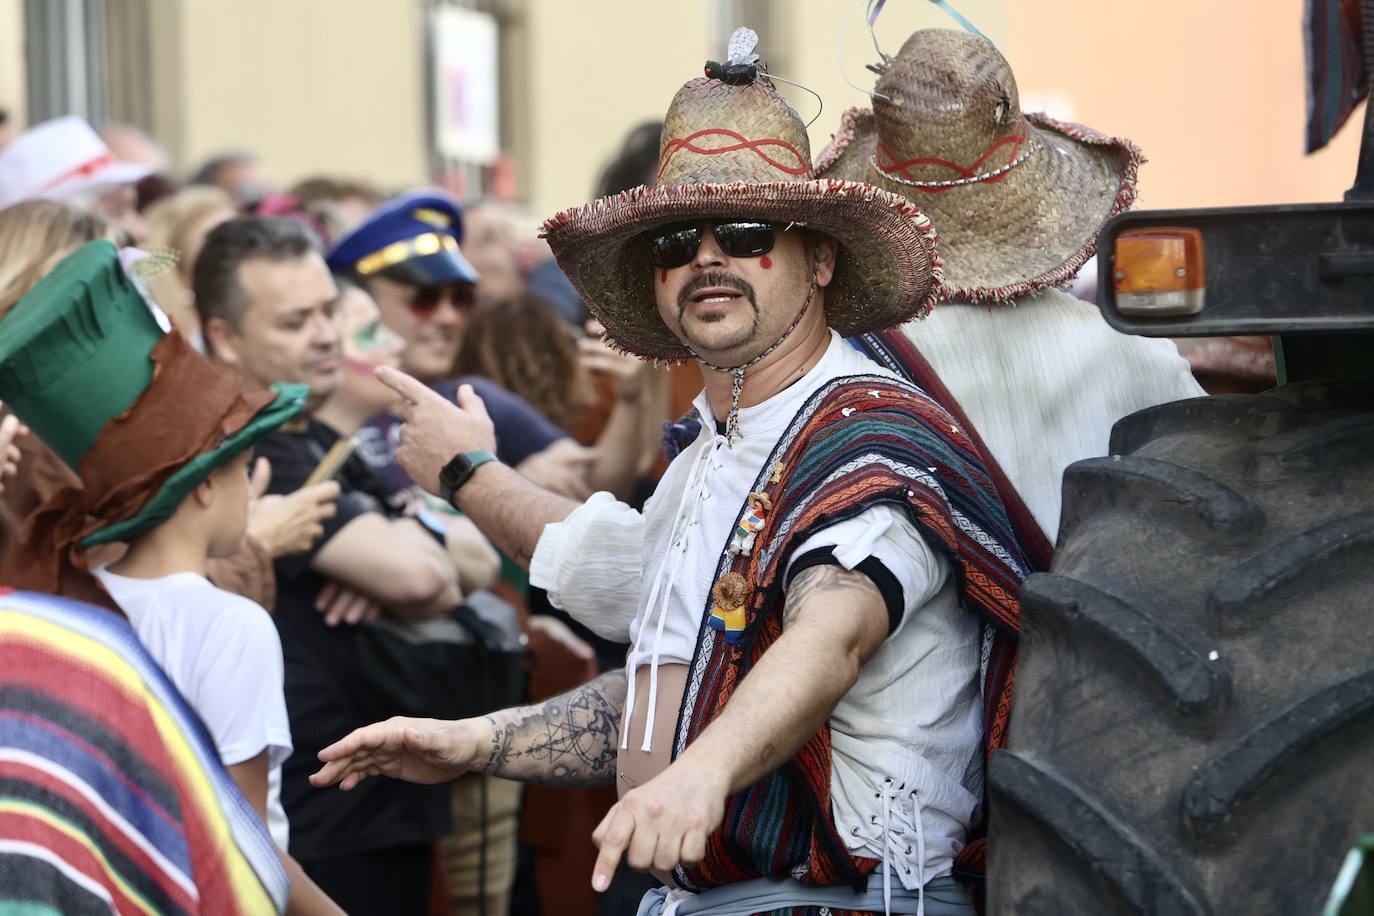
987,381,1374,916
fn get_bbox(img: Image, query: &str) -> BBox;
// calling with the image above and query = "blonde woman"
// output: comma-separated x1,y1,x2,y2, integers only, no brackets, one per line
0,199,113,320
143,185,237,346
0,201,116,549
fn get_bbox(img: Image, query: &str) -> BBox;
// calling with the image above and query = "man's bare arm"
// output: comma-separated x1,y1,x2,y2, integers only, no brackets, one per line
480,668,625,786
312,515,460,619
676,565,887,790
311,670,626,791
372,366,580,569
453,462,578,569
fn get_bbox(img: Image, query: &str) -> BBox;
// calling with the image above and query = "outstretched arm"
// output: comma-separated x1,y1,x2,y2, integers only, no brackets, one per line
481,667,624,785
310,670,626,791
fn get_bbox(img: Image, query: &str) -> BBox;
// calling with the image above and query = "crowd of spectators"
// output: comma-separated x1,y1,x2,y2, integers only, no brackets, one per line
0,110,676,916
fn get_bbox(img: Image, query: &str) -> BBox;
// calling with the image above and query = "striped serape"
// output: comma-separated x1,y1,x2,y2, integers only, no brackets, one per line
674,376,1027,897
0,589,288,914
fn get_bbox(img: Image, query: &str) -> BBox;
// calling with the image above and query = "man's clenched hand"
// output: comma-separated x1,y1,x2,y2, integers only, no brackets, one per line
375,367,498,496
314,580,383,627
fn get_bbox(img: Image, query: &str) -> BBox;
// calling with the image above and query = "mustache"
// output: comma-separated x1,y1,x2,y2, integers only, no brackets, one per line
677,271,757,313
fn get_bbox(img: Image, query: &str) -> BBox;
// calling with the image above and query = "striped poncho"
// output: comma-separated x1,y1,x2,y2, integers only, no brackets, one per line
672,375,1028,899
0,589,288,914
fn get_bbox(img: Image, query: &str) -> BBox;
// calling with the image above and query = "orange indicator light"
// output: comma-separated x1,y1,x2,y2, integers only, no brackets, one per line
1113,227,1206,317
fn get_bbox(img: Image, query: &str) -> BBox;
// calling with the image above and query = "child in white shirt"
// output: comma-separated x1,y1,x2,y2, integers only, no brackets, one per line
95,449,344,916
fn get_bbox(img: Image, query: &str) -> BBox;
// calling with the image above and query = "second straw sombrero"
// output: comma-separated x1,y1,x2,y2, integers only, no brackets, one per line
816,29,1142,304
541,39,944,362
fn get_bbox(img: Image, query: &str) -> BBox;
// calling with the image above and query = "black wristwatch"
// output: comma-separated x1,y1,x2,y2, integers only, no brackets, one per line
438,449,497,505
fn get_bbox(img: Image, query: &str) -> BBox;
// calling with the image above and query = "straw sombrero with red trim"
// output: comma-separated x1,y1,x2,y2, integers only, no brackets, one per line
541,33,943,362
815,29,1142,304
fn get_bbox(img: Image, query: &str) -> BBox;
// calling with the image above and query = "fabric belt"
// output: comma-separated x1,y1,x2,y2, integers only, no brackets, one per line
635,874,974,916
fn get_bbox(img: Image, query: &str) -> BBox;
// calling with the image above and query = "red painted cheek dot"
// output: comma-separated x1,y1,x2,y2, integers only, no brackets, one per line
759,254,772,270
660,268,668,284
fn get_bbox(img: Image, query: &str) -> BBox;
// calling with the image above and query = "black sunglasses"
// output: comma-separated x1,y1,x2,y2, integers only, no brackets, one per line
647,220,777,269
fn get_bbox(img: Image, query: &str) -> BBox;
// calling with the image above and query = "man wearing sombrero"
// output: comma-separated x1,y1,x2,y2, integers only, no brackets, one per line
313,29,1027,915
496,28,1204,645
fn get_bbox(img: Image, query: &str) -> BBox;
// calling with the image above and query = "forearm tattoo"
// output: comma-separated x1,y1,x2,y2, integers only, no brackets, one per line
784,563,881,627
480,669,626,787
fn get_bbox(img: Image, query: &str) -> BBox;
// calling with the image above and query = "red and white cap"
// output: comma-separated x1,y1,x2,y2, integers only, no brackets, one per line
0,116,151,210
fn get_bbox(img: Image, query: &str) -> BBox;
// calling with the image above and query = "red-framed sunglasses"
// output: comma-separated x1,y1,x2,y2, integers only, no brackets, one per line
409,283,477,316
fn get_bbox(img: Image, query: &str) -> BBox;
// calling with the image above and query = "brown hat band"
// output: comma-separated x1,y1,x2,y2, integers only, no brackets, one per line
0,331,273,610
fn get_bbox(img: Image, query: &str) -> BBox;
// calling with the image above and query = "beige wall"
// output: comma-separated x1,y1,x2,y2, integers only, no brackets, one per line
0,0,24,130
1007,0,1365,209
173,0,429,190
4,0,1363,213
517,0,1363,213
517,1,714,216
517,0,1008,217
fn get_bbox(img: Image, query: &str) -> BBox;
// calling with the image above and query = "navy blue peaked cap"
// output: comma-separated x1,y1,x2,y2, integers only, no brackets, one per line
326,190,479,287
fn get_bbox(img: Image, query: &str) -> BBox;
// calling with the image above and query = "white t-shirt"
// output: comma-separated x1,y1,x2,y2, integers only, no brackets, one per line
909,287,1204,537
93,568,294,850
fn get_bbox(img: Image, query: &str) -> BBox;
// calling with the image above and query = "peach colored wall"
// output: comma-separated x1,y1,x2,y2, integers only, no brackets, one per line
775,0,1008,163
0,0,24,130
175,0,429,190
519,1,715,217
1007,0,1365,210
520,0,1009,217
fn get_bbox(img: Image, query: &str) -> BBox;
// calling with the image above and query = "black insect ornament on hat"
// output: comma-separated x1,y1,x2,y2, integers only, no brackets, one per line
704,27,760,85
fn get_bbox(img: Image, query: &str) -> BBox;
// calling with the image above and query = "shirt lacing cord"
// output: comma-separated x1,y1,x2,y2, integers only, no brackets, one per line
852,775,926,916
623,438,719,752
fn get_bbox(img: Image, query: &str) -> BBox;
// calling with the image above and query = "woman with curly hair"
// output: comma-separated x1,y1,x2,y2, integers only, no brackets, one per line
455,293,665,502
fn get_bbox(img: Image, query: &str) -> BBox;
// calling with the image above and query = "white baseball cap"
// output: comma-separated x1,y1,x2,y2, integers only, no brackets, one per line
0,115,152,210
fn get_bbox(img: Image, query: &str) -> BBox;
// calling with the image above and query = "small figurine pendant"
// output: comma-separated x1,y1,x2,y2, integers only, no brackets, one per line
728,491,771,557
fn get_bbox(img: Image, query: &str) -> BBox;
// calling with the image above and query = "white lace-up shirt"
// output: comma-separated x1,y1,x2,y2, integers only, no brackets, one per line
532,293,1204,893
540,332,983,890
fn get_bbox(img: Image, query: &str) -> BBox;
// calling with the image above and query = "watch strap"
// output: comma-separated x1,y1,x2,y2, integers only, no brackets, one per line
440,449,497,504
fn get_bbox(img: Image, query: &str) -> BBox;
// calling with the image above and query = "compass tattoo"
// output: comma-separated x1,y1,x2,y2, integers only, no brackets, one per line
479,669,627,787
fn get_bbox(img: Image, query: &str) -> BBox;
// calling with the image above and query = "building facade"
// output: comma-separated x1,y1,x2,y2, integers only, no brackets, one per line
0,0,1362,218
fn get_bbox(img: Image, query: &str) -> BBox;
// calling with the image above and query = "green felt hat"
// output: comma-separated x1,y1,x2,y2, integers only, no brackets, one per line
0,239,308,546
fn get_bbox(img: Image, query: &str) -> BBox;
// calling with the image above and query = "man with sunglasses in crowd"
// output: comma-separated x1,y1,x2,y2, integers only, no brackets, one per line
313,47,1028,916
328,191,599,502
